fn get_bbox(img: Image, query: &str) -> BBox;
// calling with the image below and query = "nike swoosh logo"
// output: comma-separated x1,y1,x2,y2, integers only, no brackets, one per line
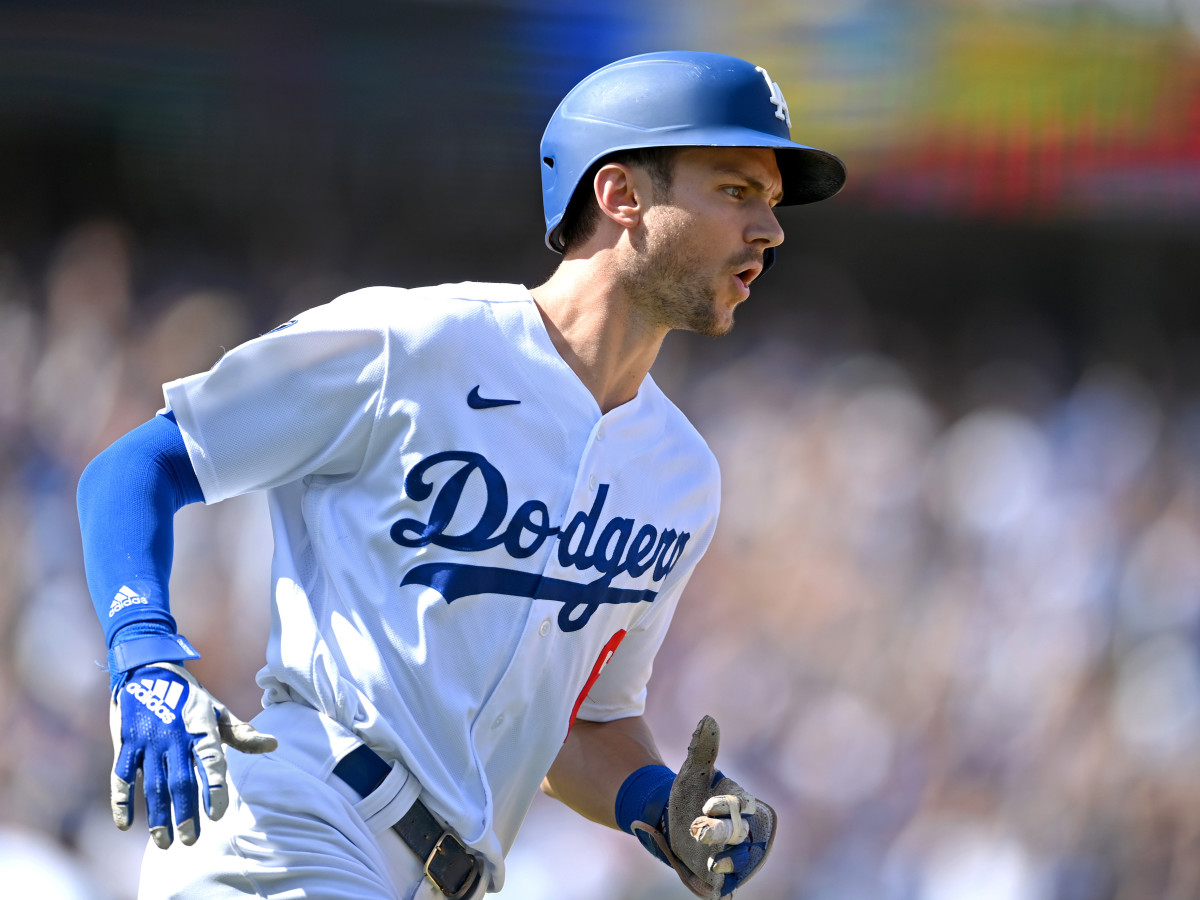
467,386,521,409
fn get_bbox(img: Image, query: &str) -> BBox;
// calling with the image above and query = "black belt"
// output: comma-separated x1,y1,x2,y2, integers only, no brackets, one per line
333,745,482,899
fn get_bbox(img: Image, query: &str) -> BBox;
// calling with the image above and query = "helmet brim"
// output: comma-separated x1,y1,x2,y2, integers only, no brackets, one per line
545,138,846,253
633,125,847,206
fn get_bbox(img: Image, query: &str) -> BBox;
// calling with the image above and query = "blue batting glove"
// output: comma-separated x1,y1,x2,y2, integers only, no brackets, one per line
109,662,276,848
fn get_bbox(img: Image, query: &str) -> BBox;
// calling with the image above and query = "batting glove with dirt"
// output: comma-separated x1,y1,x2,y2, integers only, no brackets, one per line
110,661,277,848
622,716,776,898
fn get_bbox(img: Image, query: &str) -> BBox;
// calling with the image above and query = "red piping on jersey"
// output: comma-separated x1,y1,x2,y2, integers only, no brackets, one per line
565,629,628,740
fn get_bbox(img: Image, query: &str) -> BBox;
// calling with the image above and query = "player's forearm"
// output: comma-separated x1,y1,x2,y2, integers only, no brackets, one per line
77,411,205,680
541,715,665,829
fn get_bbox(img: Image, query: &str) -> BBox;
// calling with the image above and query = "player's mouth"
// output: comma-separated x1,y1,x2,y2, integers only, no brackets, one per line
731,262,763,300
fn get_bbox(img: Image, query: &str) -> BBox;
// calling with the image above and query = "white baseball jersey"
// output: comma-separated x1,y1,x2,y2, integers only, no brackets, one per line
162,282,720,888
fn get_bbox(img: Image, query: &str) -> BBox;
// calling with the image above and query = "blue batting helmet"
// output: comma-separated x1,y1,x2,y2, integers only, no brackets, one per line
540,50,847,255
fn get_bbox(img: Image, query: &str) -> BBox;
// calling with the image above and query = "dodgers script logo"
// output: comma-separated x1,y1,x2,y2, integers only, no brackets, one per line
391,451,691,632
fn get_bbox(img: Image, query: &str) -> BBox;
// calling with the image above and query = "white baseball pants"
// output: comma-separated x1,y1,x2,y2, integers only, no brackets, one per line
136,702,489,900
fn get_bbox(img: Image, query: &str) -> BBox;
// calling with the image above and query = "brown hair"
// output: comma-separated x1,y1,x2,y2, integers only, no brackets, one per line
557,147,678,254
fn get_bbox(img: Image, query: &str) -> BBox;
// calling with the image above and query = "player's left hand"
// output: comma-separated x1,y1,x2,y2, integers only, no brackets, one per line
109,662,277,848
632,716,776,899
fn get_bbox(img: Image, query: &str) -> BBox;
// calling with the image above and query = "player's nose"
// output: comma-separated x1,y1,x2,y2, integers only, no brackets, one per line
747,204,784,250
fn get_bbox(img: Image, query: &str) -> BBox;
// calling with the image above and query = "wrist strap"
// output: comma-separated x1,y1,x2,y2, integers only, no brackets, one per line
615,764,676,835
109,633,200,676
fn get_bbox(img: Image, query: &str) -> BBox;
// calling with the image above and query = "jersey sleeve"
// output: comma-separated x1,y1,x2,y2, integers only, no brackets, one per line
576,495,718,723
162,289,392,503
574,568,695,723
577,431,721,723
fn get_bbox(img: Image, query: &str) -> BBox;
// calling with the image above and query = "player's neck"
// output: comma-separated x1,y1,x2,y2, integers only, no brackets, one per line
530,259,667,414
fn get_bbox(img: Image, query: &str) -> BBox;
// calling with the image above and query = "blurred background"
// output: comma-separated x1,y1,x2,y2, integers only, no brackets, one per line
3,1,1200,897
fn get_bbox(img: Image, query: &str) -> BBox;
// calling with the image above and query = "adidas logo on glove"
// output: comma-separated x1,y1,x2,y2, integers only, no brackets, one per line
109,585,149,617
125,675,185,725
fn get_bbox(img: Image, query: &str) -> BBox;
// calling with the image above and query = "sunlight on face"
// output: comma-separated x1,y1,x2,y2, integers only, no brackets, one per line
619,147,784,337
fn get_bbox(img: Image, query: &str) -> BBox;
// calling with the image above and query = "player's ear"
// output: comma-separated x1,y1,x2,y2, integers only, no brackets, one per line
594,163,644,234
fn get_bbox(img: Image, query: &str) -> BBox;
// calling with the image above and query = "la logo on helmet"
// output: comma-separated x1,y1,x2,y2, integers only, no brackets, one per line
755,66,791,128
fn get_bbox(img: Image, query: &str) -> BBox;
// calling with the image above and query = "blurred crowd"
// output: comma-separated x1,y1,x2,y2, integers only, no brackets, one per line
651,345,1200,900
2,218,1199,899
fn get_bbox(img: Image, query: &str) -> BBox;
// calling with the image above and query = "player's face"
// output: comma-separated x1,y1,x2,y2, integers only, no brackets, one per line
621,146,785,337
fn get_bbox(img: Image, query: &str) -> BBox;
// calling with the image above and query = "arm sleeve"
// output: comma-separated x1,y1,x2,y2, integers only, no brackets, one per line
77,411,204,650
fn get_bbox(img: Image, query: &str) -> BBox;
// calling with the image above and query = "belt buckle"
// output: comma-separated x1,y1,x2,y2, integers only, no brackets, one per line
424,831,479,899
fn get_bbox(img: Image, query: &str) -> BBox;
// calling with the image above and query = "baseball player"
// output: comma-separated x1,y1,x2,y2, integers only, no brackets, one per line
77,51,844,899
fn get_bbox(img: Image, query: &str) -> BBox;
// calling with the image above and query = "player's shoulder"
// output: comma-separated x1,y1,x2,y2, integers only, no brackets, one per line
325,282,527,337
330,282,526,315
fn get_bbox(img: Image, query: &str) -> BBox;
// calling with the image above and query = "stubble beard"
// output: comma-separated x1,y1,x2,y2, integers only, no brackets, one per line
618,216,732,339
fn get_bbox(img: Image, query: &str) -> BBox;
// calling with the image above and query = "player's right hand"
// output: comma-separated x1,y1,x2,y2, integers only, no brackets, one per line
109,662,277,848
632,716,776,899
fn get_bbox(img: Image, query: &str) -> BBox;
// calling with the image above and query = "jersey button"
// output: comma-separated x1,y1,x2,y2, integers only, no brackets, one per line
539,619,551,636
492,714,505,729
588,475,597,491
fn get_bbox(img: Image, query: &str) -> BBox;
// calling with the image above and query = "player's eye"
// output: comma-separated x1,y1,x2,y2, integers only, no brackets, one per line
723,185,746,200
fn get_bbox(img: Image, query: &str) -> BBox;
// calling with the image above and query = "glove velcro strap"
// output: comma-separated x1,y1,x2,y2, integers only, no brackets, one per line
110,633,201,679
616,764,675,834
617,764,677,869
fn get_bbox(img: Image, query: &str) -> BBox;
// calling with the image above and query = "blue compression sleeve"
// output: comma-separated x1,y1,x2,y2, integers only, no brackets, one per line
77,412,205,680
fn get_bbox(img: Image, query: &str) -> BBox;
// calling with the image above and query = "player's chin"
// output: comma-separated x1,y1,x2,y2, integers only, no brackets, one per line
718,280,748,319
709,290,743,331
691,302,736,338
